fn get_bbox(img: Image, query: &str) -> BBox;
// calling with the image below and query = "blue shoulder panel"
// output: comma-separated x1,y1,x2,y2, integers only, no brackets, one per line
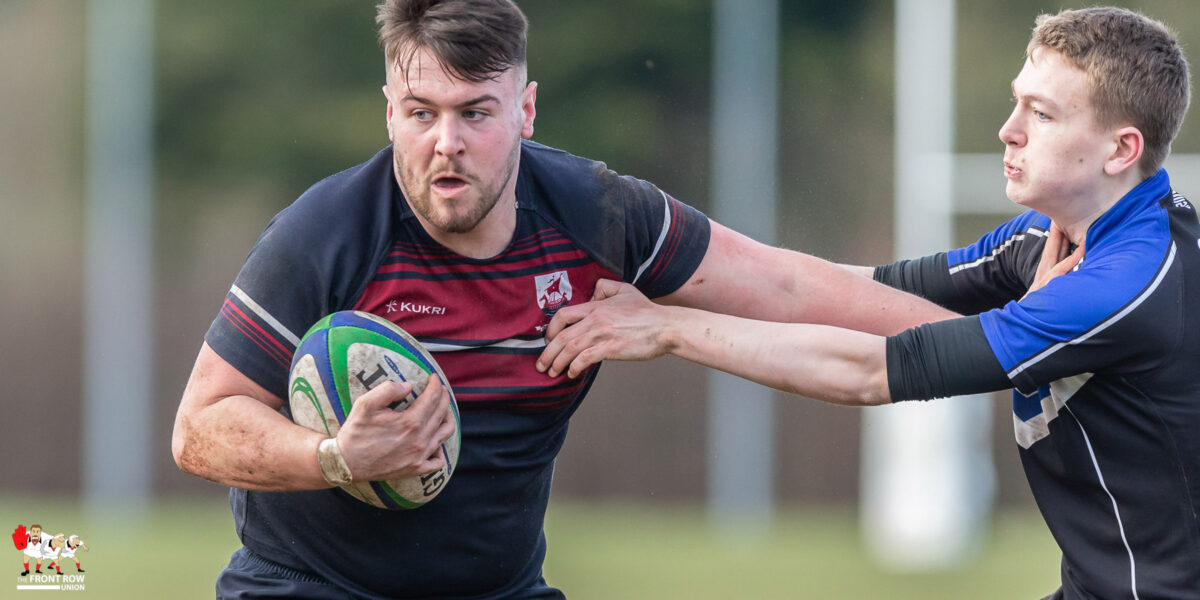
977,171,1174,390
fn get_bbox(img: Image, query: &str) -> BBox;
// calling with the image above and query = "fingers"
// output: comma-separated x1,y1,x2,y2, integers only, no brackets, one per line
539,320,580,376
1052,224,1071,263
337,374,457,481
549,331,593,378
544,302,593,342
1024,224,1085,299
544,280,632,342
537,320,578,376
539,303,610,377
352,380,413,414
406,376,447,423
539,281,664,377
540,280,633,372
393,389,456,477
1046,223,1068,261
540,302,597,373
1036,224,1065,273
565,344,605,379
415,412,458,475
1050,243,1085,276
541,312,616,378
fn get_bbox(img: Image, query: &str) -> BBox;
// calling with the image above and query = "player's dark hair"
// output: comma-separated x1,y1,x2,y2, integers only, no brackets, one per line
376,0,528,83
1029,7,1191,177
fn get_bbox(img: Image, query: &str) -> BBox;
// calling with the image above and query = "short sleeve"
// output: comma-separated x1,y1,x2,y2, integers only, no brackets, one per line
621,182,710,298
204,149,397,398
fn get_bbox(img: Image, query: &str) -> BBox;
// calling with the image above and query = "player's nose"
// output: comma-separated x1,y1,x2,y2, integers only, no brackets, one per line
998,107,1025,147
434,117,466,157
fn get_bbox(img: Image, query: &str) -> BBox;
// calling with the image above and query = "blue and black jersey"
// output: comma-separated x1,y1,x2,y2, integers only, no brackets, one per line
205,141,710,599
878,170,1200,599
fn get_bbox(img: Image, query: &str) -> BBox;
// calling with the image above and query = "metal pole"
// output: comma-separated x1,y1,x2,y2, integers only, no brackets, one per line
861,0,994,569
708,0,778,541
83,0,156,509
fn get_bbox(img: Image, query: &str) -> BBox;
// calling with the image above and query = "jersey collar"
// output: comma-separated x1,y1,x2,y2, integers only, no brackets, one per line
1085,168,1171,248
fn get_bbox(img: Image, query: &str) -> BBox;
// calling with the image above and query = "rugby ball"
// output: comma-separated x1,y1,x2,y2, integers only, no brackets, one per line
287,310,461,509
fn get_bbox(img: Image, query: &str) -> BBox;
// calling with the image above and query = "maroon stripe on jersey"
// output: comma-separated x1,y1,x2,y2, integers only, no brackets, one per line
388,227,561,253
456,395,579,414
377,248,589,278
451,374,594,413
220,299,292,368
386,229,567,263
356,261,617,342
503,236,575,263
509,228,568,253
645,197,688,285
437,353,589,414
387,238,459,257
440,367,563,391
353,220,621,415
456,387,582,403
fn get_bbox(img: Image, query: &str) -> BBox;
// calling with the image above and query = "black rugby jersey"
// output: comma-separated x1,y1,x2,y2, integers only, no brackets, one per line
880,170,1200,599
205,141,710,598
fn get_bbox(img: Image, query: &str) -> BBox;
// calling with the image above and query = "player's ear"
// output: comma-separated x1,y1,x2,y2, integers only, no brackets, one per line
383,84,396,143
520,81,537,139
1104,125,1143,176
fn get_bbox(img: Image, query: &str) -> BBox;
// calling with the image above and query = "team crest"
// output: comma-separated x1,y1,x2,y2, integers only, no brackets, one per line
534,271,573,317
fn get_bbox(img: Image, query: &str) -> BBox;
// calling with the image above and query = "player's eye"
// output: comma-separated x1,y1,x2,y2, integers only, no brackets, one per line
411,109,434,121
463,109,486,120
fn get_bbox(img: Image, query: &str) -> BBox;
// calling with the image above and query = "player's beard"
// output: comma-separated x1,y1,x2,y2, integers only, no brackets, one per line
395,140,521,235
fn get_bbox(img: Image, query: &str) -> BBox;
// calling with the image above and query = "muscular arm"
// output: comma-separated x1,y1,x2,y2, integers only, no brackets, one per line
171,343,454,491
171,343,327,490
662,221,957,334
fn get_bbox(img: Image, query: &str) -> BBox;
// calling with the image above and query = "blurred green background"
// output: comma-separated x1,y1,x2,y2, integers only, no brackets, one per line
1,496,1061,599
3,0,1198,597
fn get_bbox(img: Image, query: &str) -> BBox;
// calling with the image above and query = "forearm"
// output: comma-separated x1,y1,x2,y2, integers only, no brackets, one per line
173,393,328,491
780,253,957,335
666,224,957,336
659,305,890,406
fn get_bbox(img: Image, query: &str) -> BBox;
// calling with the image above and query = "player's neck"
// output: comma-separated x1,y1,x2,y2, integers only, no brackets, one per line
421,193,517,259
1050,170,1145,246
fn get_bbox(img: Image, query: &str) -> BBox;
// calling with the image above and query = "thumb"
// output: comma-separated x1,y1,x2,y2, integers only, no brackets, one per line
592,279,629,301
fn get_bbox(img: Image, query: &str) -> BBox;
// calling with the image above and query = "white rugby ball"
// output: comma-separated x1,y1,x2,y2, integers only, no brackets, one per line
287,310,460,509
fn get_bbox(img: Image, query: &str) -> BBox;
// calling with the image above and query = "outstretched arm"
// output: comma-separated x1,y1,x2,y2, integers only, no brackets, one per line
537,220,1089,408
538,281,890,406
660,221,958,334
171,343,455,491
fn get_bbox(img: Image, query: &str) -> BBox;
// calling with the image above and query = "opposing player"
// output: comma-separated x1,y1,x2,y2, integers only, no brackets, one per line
539,7,1197,599
171,0,955,597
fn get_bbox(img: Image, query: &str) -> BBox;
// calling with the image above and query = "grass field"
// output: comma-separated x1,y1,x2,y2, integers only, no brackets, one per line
4,495,1062,598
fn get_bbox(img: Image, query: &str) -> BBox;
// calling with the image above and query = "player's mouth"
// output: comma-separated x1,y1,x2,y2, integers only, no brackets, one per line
432,173,469,198
1003,160,1022,179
